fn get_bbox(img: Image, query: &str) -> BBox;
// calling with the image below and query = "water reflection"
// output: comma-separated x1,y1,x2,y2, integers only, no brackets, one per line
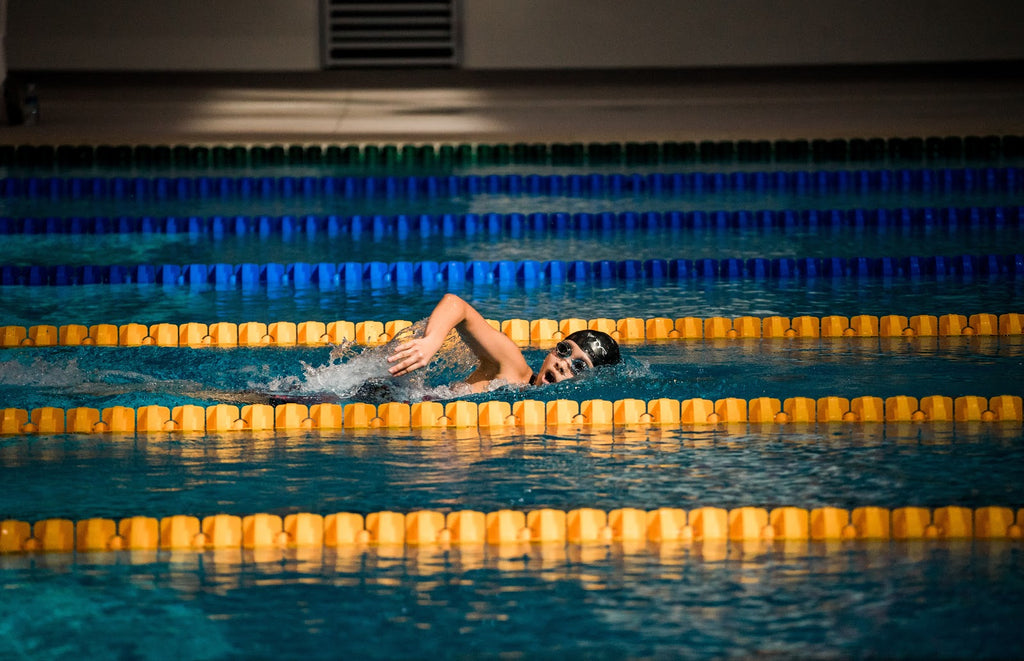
2,336,1021,413
3,423,1024,521
2,273,1023,328
2,539,1020,659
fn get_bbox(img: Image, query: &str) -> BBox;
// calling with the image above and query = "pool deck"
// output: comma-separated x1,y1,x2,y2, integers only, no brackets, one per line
2,65,1024,145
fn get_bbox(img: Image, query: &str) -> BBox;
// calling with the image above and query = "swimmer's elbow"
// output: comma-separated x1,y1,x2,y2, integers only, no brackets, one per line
440,293,467,307
440,293,477,324
426,294,476,338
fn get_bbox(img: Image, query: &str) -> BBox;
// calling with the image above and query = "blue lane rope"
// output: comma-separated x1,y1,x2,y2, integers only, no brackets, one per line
1,206,1021,237
0,167,1021,201
2,254,1021,287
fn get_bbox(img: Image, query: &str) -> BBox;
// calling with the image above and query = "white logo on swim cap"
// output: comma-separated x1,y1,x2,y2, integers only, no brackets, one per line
585,336,606,358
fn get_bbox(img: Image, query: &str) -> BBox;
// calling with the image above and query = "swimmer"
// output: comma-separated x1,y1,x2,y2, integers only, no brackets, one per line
387,293,620,389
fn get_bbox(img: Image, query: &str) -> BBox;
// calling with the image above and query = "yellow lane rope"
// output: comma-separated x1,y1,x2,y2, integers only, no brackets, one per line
2,312,1023,348
2,395,1021,434
3,505,1022,555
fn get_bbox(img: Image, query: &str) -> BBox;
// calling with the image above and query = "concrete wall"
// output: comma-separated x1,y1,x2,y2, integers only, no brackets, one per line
6,0,320,71
462,0,1024,69
5,0,1022,71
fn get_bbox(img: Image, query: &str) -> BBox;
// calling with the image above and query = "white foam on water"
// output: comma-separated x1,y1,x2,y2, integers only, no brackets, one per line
0,356,210,400
0,357,91,388
257,319,480,402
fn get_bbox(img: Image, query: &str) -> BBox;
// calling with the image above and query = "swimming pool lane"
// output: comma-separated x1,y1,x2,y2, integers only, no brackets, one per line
1,135,1023,660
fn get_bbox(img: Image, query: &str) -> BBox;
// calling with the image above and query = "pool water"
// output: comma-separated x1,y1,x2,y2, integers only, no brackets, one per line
3,425,1024,659
0,336,1021,411
1,275,1022,329
3,540,1023,660
4,422,1024,522
2,139,1023,659
3,220,1021,266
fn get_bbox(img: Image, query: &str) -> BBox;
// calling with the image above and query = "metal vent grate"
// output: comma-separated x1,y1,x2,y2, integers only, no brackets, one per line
321,1,459,68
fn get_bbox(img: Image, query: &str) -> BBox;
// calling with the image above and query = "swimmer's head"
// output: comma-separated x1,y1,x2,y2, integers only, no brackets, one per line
564,330,621,368
533,330,621,385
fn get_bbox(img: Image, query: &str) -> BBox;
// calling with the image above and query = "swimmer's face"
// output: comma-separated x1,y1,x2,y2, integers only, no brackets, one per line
535,340,593,385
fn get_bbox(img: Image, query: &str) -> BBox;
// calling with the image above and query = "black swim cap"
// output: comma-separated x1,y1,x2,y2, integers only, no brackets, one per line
565,330,621,367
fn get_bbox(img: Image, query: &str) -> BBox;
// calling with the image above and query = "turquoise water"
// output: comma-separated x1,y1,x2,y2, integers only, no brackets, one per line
3,221,1021,266
1,278,1022,327
2,147,1023,659
3,424,1024,659
4,423,1024,521
0,337,1022,411
2,540,1023,660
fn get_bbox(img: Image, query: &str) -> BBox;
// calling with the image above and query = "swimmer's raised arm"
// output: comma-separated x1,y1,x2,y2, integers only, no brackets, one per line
387,294,532,386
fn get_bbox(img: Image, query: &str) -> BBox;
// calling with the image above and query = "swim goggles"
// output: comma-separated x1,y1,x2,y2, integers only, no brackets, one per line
555,341,590,376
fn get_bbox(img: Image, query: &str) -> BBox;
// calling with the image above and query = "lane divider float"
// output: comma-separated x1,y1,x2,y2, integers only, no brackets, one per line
3,253,1023,287
0,167,1021,202
2,205,1021,236
3,505,1022,555
2,395,1021,435
2,313,1022,348
1,134,1021,170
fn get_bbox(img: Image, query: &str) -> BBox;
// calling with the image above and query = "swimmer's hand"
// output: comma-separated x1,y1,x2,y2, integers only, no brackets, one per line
387,336,443,377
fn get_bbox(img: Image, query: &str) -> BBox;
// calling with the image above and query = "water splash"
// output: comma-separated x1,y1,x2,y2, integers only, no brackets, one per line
0,355,208,402
0,356,93,389
260,319,480,402
0,327,655,407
